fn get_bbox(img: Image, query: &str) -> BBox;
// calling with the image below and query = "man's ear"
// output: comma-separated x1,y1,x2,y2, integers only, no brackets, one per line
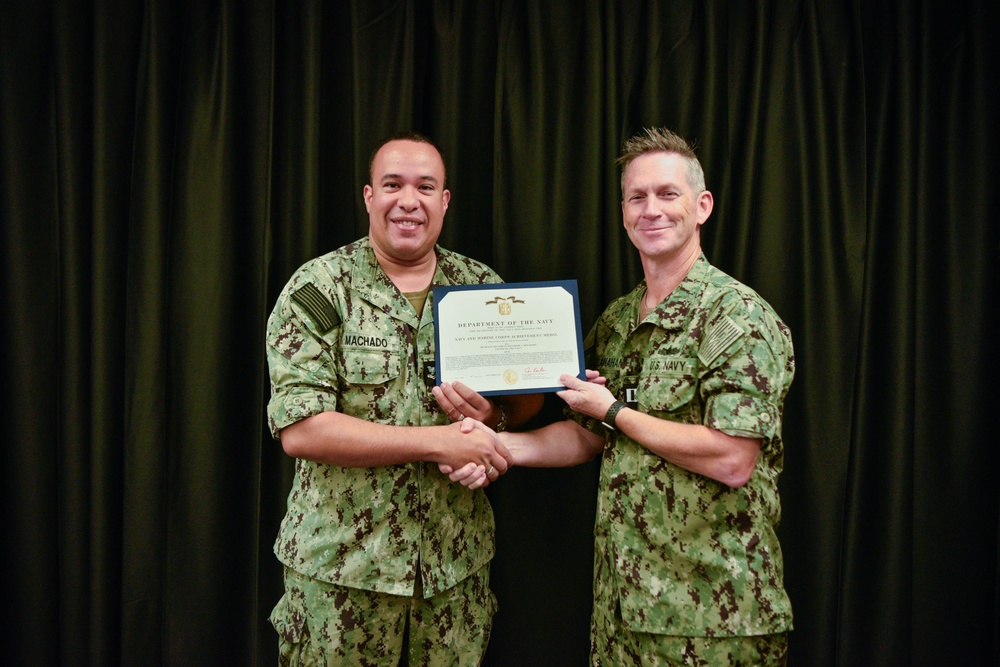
696,189,714,224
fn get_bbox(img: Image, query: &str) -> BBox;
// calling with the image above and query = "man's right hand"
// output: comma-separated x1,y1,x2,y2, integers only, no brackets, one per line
437,418,513,489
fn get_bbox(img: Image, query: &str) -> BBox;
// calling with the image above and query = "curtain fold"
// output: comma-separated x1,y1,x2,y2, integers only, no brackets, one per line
1,1,997,665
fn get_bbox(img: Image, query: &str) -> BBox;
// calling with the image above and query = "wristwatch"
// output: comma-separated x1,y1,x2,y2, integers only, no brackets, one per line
601,400,627,432
494,402,509,432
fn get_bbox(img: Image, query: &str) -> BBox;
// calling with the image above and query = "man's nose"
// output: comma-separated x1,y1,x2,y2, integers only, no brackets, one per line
399,184,418,209
641,197,660,218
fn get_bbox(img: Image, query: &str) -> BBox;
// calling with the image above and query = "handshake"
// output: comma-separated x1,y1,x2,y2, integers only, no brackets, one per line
431,380,518,491
439,417,512,490
430,370,610,490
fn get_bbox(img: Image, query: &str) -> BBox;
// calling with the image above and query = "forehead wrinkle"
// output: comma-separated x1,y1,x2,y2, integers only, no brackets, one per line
625,176,683,194
624,161,689,196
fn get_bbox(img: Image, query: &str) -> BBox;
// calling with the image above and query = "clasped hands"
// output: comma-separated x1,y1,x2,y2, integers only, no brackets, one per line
431,371,611,490
431,381,508,490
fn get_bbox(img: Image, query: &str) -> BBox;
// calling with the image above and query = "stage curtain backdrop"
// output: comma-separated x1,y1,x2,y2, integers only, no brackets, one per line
1,1,997,665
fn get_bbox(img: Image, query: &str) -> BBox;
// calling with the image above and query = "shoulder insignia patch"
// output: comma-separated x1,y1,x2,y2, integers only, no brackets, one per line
698,315,744,365
291,283,341,334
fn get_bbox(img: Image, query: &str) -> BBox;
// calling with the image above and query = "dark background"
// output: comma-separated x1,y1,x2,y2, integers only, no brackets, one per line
2,1,997,665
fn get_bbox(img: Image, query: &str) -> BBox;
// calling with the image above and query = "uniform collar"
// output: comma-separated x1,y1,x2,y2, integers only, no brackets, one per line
612,253,712,336
351,237,457,325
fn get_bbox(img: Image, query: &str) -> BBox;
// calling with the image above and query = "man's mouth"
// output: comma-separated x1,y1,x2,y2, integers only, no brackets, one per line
392,218,423,228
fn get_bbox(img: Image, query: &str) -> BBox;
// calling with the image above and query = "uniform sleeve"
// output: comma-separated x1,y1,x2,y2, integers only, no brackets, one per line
698,295,794,448
565,320,606,435
565,400,605,436
265,284,341,439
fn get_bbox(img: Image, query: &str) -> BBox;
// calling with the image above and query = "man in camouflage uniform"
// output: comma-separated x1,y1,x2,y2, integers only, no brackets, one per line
492,128,794,665
266,132,541,665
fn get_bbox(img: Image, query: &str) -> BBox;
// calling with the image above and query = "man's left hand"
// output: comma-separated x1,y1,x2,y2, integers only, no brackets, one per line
556,371,616,421
432,381,497,425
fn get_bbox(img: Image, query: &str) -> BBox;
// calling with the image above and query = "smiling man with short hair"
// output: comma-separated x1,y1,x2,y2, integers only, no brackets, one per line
266,131,541,665
486,127,795,665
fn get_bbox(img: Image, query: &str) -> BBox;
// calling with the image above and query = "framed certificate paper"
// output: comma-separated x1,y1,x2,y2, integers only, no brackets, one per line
432,280,586,396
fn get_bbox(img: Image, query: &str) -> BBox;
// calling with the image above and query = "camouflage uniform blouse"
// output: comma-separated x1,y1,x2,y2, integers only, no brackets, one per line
580,254,794,637
266,237,502,598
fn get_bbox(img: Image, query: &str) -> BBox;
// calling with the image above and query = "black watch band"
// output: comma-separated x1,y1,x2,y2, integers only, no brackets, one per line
601,400,627,431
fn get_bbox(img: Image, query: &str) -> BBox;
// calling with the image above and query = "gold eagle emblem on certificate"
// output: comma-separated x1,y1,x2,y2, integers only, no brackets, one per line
484,295,525,315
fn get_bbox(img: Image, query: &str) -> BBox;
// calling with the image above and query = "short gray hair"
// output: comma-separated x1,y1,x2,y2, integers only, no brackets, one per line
616,127,706,193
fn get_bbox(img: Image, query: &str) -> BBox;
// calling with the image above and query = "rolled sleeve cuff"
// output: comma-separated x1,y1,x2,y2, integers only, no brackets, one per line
704,392,779,446
267,386,337,439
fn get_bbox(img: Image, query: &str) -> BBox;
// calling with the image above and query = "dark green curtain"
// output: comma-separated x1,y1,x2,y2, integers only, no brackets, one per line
1,1,997,665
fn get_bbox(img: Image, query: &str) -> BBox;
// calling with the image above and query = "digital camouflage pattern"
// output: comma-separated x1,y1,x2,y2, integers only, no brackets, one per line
591,523,788,666
575,254,795,639
266,236,502,598
271,565,497,666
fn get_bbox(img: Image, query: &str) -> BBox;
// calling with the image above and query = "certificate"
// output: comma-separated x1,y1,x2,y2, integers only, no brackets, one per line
432,280,586,395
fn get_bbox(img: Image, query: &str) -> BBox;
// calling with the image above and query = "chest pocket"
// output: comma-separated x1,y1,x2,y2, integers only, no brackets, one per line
636,356,700,424
341,349,401,385
339,332,403,386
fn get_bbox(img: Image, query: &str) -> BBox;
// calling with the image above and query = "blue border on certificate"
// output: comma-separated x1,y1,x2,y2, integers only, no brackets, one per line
432,279,586,396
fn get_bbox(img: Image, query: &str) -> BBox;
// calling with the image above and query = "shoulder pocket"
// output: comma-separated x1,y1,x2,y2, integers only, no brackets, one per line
291,282,341,334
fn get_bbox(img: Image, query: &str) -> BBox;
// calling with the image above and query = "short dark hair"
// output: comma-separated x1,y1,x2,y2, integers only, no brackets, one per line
616,127,705,194
368,131,447,185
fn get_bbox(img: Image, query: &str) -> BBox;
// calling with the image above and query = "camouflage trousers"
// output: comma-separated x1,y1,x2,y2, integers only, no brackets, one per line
590,553,788,666
270,565,497,667
591,624,788,667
